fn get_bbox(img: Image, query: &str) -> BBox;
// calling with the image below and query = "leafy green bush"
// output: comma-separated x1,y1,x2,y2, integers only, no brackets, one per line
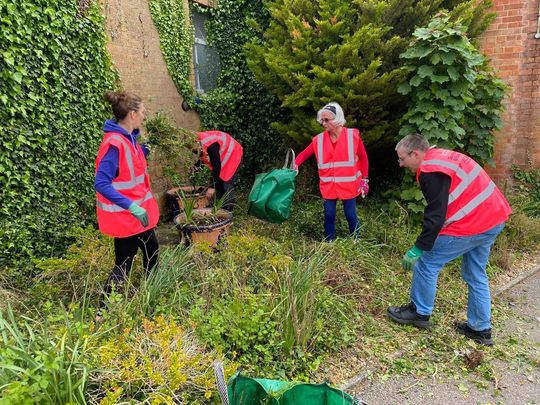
398,14,506,165
192,289,281,370
31,227,112,303
143,111,200,188
89,316,231,404
190,240,356,379
396,13,506,212
0,0,116,264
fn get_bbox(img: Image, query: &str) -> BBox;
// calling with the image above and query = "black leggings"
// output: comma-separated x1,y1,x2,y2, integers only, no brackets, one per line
101,228,159,305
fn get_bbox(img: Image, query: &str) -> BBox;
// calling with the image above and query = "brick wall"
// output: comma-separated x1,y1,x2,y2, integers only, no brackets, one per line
102,0,200,207
479,0,540,184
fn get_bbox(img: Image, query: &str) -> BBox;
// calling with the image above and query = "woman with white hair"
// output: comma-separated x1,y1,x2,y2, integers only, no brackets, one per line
294,102,369,241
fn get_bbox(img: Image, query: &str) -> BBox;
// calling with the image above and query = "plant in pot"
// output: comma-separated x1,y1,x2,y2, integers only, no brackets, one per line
143,112,215,220
174,191,233,247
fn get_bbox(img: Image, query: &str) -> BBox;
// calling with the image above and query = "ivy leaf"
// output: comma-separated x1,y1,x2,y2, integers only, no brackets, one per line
12,72,23,84
430,75,449,84
397,82,411,95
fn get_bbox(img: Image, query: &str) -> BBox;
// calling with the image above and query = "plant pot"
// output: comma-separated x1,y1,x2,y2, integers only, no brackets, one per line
174,208,233,247
165,185,215,220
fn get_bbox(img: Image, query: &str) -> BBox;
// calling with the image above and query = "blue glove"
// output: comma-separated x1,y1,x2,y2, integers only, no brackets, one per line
128,203,149,227
402,245,423,271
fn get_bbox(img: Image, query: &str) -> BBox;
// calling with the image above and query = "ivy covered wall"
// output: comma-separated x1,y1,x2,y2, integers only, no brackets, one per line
193,0,284,178
0,0,116,263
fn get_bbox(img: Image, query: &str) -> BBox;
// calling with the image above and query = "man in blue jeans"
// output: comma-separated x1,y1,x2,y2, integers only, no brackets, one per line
387,134,512,345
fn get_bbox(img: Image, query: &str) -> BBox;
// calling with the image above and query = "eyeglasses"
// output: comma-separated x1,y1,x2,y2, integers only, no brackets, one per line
320,118,333,124
397,151,413,164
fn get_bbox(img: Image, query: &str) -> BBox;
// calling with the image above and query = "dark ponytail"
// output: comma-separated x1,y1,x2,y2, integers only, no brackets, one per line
104,91,142,121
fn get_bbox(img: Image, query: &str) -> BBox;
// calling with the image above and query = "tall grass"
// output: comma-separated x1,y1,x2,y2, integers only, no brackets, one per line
0,305,91,404
274,247,329,354
106,245,195,318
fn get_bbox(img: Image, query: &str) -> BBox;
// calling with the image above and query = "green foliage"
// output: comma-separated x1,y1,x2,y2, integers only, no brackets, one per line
243,0,496,191
190,237,356,379
0,305,90,404
512,165,540,217
149,0,194,103
447,0,497,40
31,227,112,302
192,289,282,369
397,14,506,210
3,195,540,396
243,0,493,148
0,0,116,263
143,111,199,187
245,0,410,147
398,14,506,163
90,315,230,404
276,248,330,354
193,0,285,177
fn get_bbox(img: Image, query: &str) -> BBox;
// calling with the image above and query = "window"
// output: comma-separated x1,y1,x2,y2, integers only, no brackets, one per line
192,10,220,93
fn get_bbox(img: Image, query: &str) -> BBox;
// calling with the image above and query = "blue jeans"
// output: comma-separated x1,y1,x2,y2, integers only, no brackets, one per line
411,223,505,331
323,198,359,241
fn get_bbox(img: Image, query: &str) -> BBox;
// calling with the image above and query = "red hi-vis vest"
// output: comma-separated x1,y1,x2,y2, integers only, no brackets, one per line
313,127,364,200
417,148,511,237
198,131,243,182
95,132,160,238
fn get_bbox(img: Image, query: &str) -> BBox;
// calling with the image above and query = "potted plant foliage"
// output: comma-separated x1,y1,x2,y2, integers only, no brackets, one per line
143,112,214,219
173,192,233,247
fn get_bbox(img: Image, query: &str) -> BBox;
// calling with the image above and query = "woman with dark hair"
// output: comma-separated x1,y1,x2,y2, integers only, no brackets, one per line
295,101,369,241
94,91,160,306
196,130,243,212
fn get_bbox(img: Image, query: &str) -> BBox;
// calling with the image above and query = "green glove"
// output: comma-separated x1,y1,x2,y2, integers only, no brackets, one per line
128,203,149,227
402,245,423,271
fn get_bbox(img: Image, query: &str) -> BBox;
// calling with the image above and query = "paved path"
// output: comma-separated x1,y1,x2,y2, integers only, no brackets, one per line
351,267,540,405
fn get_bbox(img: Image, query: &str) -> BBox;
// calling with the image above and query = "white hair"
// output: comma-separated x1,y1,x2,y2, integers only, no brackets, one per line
317,101,346,126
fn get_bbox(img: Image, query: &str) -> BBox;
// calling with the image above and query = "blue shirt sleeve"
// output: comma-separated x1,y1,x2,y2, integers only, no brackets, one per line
141,143,150,157
94,145,133,209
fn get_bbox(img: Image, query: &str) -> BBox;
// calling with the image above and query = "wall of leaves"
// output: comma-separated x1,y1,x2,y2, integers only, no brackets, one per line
192,0,285,179
148,0,194,105
0,0,116,264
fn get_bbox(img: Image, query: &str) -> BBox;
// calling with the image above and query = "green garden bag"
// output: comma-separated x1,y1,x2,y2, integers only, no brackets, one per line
226,371,361,405
247,149,296,224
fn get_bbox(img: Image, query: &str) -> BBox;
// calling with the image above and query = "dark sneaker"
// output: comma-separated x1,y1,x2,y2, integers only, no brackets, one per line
454,321,493,346
387,302,432,329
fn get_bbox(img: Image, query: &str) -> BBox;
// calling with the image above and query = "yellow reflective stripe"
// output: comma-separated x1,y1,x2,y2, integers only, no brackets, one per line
97,191,154,213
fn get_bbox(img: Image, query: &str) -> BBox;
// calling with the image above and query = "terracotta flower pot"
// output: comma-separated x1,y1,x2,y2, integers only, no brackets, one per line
174,208,232,247
165,185,215,219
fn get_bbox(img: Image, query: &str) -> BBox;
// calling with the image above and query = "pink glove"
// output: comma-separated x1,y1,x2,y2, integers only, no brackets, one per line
359,179,369,198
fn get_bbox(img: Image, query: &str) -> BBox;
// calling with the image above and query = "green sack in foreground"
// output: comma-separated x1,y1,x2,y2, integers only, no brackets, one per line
227,372,360,405
247,150,296,224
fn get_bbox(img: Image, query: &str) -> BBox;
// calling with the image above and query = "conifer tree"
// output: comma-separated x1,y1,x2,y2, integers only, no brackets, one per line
245,0,493,155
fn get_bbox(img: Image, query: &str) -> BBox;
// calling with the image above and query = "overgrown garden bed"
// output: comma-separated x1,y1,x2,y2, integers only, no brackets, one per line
1,173,539,403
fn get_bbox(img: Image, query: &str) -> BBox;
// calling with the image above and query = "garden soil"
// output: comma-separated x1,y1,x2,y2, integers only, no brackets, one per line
348,262,540,405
